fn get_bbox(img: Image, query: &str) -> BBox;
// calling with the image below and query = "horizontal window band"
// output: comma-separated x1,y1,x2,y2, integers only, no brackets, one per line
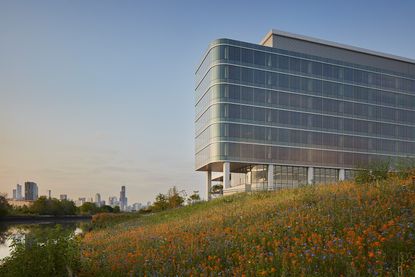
195,63,415,106
195,140,415,159
196,43,415,83
195,100,415,128
195,121,415,143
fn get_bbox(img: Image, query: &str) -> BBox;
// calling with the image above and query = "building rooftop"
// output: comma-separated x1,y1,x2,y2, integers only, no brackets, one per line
260,29,415,65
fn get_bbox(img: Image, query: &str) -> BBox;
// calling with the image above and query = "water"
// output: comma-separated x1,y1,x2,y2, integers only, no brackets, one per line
0,220,90,261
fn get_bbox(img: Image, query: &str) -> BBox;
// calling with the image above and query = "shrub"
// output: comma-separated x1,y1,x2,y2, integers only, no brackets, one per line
91,212,140,229
0,194,10,217
0,225,81,277
355,160,390,185
396,157,415,180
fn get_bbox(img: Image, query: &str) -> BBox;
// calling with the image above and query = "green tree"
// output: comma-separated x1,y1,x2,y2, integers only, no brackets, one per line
60,200,77,215
152,193,169,212
167,186,184,208
188,191,201,204
99,205,114,213
30,197,65,215
0,194,10,217
79,202,98,215
113,206,121,213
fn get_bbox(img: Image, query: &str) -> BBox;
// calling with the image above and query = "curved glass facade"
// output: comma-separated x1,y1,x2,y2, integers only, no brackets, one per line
196,41,415,172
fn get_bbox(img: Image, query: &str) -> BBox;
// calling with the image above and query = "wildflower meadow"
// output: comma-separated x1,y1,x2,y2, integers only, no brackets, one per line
80,178,415,276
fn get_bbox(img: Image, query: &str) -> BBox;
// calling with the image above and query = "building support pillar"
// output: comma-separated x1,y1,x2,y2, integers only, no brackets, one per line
267,164,274,190
339,169,345,181
223,162,230,189
307,167,314,185
206,171,212,201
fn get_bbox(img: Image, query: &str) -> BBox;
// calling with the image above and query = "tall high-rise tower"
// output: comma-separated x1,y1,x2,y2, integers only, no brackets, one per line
119,186,127,211
24,181,38,200
16,184,22,200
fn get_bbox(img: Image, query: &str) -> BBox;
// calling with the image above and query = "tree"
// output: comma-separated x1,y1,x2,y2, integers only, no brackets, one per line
152,193,169,212
0,194,10,217
99,205,114,213
30,197,76,216
60,200,77,215
167,186,184,208
79,202,98,215
30,196,58,215
188,191,201,204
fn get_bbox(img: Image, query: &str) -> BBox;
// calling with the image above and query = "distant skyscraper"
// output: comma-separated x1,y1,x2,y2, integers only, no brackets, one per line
75,197,86,207
132,202,142,211
108,196,118,207
119,186,127,211
48,190,51,199
60,194,68,200
24,182,38,200
16,184,22,200
12,189,16,199
95,193,101,207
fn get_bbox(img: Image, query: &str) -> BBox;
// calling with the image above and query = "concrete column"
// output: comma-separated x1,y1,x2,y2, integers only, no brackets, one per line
223,162,230,189
267,164,274,190
307,167,314,185
206,171,212,201
339,169,345,181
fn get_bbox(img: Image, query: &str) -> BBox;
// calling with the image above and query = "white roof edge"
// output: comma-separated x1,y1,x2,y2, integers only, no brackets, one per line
260,29,415,65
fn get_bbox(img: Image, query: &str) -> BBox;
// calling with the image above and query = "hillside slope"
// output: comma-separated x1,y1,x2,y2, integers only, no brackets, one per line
81,181,415,276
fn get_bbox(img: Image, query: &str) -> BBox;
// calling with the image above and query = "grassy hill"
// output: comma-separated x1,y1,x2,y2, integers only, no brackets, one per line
80,180,415,276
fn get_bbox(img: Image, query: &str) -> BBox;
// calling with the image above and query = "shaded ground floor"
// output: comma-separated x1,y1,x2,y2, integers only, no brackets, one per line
205,162,355,199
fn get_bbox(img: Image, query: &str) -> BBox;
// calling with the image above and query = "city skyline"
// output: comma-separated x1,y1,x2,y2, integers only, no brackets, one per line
8,182,137,206
1,0,415,203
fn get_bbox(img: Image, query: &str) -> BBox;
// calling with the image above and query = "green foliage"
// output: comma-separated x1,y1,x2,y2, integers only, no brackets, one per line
99,205,114,213
188,192,201,204
10,204,31,215
167,186,184,208
113,206,120,213
0,225,81,277
355,160,390,185
0,194,10,217
91,212,140,229
152,193,169,212
79,202,98,215
152,187,186,212
211,184,223,195
79,203,121,215
29,196,77,216
396,157,415,179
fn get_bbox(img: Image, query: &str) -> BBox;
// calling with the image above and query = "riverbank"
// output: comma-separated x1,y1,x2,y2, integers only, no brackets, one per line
1,179,414,276
1,215,92,224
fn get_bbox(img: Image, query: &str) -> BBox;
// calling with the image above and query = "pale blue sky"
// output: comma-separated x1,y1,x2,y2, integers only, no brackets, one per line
1,0,414,204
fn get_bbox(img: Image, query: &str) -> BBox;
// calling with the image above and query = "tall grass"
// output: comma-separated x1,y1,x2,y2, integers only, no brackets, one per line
80,179,415,276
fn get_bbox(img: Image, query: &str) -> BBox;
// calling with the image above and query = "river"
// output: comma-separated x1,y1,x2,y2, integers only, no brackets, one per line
0,219,91,261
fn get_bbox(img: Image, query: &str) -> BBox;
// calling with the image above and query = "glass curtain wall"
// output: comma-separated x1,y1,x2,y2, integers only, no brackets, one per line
195,40,415,171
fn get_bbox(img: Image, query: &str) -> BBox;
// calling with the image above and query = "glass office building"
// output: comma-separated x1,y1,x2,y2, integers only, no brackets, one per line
195,30,415,199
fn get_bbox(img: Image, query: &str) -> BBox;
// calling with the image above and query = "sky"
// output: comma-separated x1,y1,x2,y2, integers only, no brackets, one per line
0,0,414,204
